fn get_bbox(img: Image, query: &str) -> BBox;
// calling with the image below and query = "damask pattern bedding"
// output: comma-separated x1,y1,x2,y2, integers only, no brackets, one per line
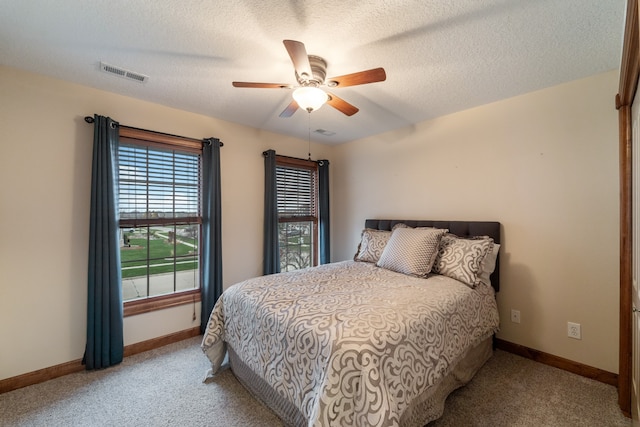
201,260,499,426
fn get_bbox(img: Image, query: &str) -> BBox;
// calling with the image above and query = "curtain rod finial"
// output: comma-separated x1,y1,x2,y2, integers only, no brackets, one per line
84,116,95,123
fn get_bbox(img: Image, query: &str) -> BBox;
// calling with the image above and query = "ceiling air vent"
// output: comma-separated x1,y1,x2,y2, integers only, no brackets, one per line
100,62,148,83
314,129,336,137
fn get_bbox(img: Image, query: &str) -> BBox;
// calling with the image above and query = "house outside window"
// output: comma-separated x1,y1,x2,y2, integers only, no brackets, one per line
117,128,203,316
276,156,318,272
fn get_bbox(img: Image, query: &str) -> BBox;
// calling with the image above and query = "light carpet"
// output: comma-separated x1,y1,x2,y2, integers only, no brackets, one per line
0,337,629,426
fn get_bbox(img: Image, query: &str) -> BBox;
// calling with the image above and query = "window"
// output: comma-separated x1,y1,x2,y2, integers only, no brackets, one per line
117,128,203,315
276,156,318,272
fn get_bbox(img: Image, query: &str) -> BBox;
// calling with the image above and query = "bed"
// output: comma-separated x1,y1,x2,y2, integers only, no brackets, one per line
202,219,501,426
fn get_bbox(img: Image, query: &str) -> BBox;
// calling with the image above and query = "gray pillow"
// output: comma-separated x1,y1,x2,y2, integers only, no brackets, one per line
354,229,391,263
432,234,495,288
376,227,447,277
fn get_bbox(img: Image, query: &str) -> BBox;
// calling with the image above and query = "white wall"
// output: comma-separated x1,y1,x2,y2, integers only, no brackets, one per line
331,70,620,373
0,65,333,379
0,64,620,380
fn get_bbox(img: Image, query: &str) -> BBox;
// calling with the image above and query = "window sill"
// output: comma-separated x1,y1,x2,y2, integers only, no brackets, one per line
123,289,201,317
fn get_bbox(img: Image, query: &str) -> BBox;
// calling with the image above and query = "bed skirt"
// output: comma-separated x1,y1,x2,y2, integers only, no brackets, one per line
228,336,494,427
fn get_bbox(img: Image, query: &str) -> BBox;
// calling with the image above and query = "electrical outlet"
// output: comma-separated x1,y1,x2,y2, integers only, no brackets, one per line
568,322,581,340
511,309,521,324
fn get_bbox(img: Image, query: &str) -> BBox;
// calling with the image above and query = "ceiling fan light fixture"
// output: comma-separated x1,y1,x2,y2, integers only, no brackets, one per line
293,86,328,112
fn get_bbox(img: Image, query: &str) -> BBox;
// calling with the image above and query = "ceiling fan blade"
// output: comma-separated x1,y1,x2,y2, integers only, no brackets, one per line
283,40,313,80
326,92,359,116
232,82,293,89
279,100,299,118
326,67,386,88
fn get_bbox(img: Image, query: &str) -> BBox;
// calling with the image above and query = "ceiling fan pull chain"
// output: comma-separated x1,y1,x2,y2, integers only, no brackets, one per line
307,112,311,160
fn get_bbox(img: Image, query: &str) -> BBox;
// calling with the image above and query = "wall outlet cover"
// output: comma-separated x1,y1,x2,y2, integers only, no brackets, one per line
568,322,581,339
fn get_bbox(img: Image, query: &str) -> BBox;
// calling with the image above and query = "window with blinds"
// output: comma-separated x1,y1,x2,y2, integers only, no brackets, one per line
276,166,316,219
276,156,318,272
118,141,201,303
119,145,200,223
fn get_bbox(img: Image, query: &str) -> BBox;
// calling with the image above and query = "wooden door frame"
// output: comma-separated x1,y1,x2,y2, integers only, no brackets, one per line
616,0,640,417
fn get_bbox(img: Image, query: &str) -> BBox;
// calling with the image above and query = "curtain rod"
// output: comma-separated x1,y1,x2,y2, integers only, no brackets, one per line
263,151,327,166
84,116,223,147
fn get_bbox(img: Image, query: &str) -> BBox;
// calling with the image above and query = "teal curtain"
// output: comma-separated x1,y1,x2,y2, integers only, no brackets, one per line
200,138,223,333
263,150,280,275
318,160,330,264
84,115,123,370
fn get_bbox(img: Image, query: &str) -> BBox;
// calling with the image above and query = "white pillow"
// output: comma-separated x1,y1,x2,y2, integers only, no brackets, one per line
376,227,447,277
478,243,500,287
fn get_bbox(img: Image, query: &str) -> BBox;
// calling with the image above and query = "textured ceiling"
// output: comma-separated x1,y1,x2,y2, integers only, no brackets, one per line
0,0,626,145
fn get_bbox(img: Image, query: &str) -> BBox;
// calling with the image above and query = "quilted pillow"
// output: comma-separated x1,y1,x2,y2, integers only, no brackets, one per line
432,234,494,288
354,229,391,263
376,227,448,277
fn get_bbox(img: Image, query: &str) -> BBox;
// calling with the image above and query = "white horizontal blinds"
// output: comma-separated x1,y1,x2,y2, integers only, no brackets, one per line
119,144,201,225
276,165,317,219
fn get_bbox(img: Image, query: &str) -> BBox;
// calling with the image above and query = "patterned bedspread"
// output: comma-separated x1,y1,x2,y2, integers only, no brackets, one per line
202,261,499,426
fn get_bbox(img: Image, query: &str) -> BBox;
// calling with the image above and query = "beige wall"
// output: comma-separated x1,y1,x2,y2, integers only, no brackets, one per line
0,65,333,379
332,70,620,373
0,65,620,380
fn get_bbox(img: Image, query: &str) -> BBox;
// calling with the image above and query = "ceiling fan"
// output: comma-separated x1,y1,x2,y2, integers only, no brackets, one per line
232,40,386,117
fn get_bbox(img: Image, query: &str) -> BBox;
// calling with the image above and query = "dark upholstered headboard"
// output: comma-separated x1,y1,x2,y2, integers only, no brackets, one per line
364,219,501,292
